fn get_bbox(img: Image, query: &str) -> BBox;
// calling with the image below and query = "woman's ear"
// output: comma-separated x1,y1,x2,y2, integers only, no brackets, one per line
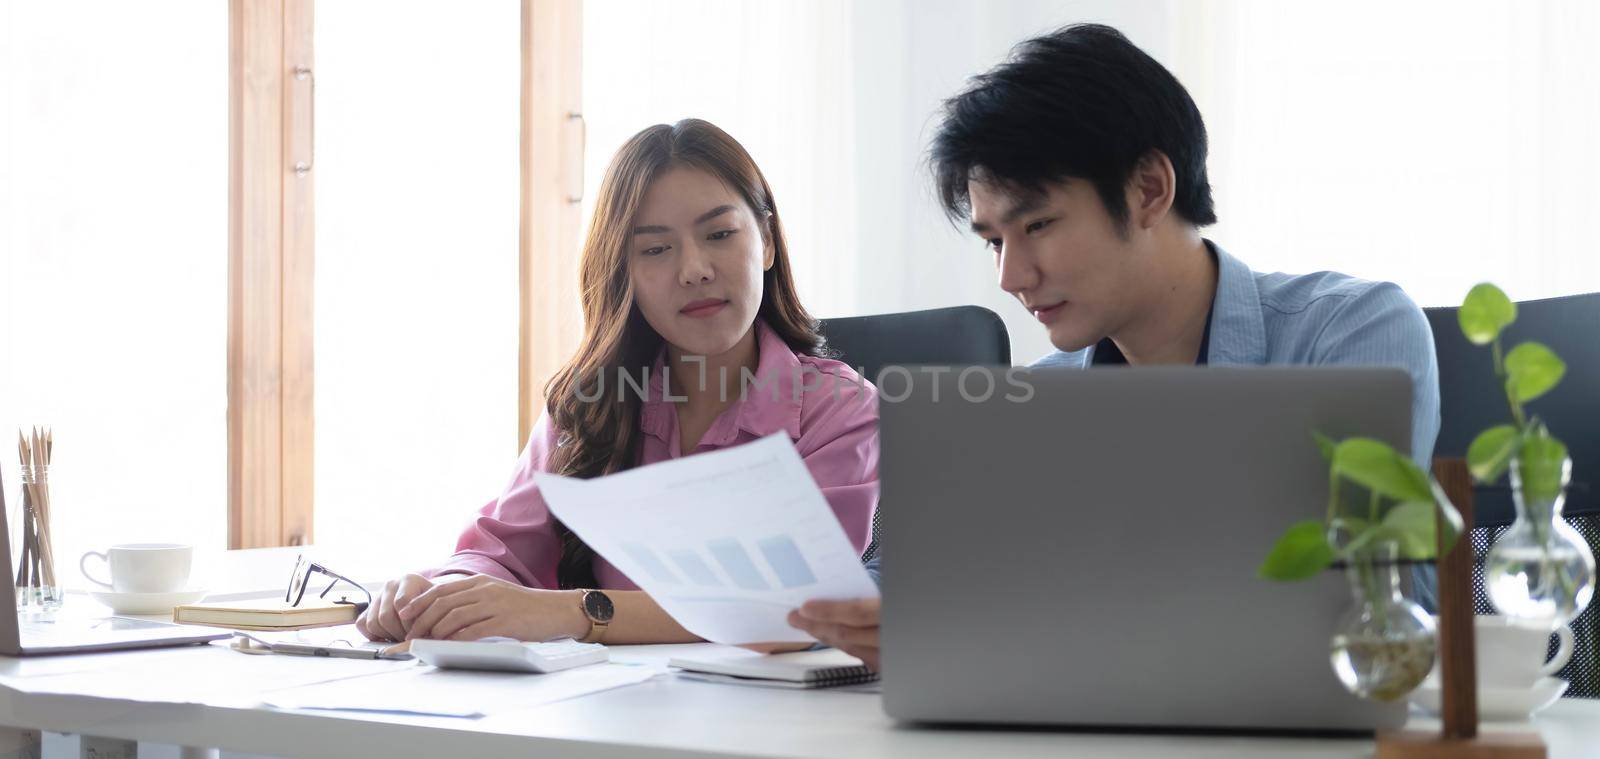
762,212,776,271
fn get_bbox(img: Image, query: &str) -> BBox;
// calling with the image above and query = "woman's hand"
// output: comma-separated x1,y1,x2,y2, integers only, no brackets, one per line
355,573,437,642
739,641,814,655
397,573,588,642
788,598,881,672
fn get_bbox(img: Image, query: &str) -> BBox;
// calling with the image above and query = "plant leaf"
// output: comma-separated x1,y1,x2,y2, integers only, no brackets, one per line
1342,523,1383,558
1504,342,1566,402
1517,429,1570,503
1343,522,1421,560
1328,515,1370,536
1381,500,1438,559
1466,425,1519,483
1327,515,1371,552
1259,520,1336,581
1312,430,1337,463
1333,438,1433,502
1429,477,1464,555
1351,479,1463,561
1458,283,1516,345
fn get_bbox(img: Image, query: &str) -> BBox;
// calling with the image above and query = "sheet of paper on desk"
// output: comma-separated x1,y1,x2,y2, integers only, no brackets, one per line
17,642,412,705
260,662,656,717
537,433,879,644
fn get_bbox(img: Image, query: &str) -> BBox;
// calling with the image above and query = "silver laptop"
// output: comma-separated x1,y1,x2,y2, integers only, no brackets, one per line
880,366,1412,732
0,471,229,655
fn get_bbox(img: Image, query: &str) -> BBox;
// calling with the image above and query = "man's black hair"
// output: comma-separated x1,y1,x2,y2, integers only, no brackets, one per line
931,23,1217,229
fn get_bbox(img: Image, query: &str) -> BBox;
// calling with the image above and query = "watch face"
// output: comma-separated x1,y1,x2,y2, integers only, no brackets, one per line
584,590,615,623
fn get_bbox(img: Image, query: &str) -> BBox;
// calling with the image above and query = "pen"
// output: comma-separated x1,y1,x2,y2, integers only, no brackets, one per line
231,632,415,661
270,641,412,660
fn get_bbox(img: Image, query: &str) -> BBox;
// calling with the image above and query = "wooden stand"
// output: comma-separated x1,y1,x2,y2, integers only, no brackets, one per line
1375,458,1546,758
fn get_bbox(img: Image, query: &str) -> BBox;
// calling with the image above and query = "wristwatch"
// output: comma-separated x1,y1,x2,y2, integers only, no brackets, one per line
577,589,615,643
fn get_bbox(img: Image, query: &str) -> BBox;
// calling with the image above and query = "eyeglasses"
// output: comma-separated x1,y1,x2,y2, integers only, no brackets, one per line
285,554,372,614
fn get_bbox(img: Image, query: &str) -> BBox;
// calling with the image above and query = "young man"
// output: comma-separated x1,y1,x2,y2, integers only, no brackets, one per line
790,23,1440,672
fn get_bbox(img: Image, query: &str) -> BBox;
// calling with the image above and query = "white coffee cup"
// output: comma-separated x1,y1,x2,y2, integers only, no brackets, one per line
1476,615,1575,689
79,543,194,594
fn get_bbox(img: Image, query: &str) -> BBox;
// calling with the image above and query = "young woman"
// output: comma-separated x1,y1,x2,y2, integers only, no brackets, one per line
355,119,878,645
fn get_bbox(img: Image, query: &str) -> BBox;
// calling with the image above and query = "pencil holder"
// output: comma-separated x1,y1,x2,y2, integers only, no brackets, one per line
15,430,61,611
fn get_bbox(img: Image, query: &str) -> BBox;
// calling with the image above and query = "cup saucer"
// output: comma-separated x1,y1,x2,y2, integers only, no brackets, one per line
88,588,209,616
1409,676,1569,722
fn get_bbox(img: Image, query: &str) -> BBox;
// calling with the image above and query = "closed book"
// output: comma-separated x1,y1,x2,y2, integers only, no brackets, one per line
172,598,357,630
668,648,878,689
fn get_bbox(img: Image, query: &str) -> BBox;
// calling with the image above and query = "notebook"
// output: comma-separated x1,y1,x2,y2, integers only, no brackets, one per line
668,648,878,689
172,598,358,630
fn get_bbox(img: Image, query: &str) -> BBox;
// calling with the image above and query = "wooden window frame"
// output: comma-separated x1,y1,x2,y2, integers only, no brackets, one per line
519,0,586,449
228,0,583,548
228,0,314,549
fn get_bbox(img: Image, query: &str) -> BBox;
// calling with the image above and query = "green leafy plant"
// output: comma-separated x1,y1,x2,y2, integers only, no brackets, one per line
1456,283,1569,496
1260,433,1462,581
1457,283,1584,617
1260,281,1568,582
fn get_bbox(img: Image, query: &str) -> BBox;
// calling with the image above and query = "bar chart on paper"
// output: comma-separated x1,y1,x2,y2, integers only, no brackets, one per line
538,434,879,643
623,533,821,592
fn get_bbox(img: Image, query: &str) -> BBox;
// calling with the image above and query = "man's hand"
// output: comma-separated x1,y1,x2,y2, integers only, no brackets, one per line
788,597,881,672
355,573,436,642
397,574,588,642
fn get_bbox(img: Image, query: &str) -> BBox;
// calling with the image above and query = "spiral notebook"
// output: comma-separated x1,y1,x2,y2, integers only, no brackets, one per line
668,648,878,689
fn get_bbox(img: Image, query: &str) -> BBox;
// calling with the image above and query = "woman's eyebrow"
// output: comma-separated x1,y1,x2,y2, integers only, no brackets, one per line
694,205,736,225
631,205,736,236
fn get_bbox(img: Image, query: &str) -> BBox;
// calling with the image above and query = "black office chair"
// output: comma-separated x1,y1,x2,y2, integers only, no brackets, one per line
1425,292,1600,698
818,305,1012,564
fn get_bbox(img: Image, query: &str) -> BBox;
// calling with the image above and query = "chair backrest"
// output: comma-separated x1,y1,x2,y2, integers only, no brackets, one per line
818,305,1011,564
1424,292,1600,525
818,305,1011,386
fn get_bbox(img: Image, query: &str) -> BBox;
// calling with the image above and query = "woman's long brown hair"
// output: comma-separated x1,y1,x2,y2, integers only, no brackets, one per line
544,118,824,589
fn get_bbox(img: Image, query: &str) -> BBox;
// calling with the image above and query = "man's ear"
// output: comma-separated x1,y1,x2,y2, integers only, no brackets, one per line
1127,150,1177,231
762,211,777,271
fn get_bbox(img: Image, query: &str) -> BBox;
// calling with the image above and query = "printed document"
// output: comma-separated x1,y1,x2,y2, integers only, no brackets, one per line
537,433,879,644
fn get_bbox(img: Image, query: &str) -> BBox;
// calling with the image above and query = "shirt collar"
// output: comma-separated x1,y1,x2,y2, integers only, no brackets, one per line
639,320,805,446
1204,239,1268,366
1052,239,1261,368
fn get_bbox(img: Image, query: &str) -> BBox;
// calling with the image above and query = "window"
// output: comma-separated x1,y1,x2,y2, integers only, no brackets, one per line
1186,0,1600,307
312,1,522,561
4,1,579,574
0,2,229,567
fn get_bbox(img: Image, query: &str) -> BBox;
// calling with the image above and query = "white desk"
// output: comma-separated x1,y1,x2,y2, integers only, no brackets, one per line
9,554,1597,759
2,634,1598,759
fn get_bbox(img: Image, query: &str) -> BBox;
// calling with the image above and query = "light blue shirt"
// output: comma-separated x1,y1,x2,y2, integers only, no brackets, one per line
866,241,1442,603
1032,241,1440,468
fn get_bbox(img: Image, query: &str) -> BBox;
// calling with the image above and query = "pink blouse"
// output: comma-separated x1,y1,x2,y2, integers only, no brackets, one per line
425,320,879,590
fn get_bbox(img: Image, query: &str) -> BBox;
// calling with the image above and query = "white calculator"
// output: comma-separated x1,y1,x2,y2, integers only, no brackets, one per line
410,637,610,674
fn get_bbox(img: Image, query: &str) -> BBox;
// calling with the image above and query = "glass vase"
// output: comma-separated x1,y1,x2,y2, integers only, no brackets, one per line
1329,541,1437,701
1485,456,1595,626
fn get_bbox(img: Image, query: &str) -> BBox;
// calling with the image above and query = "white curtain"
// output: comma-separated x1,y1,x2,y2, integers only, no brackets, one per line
586,0,1600,365
1176,0,1600,310
583,0,860,318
